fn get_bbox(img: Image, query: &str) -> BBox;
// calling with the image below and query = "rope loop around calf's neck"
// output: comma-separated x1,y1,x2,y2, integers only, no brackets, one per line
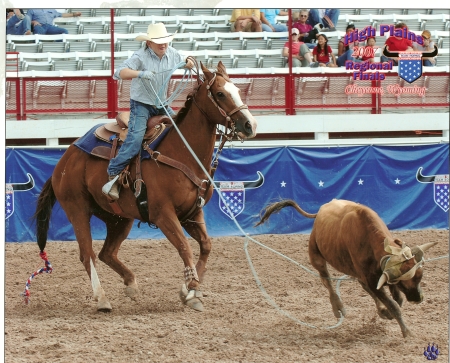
22,251,53,304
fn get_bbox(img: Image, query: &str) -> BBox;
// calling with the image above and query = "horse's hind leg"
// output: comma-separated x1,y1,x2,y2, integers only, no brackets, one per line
96,214,138,299
182,208,211,284
64,209,112,311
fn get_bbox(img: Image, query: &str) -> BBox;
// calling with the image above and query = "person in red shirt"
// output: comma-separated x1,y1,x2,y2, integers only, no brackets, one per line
361,37,376,63
381,22,413,65
282,28,319,67
313,34,337,67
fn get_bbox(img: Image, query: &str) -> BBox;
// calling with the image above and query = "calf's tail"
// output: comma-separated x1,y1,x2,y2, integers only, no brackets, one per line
32,177,57,252
255,199,317,227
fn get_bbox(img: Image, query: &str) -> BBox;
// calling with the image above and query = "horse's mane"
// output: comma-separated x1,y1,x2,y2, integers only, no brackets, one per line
174,69,229,124
174,90,195,124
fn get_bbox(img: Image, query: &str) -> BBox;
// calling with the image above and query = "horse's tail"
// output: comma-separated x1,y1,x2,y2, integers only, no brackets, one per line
24,177,56,304
255,199,317,227
33,177,56,252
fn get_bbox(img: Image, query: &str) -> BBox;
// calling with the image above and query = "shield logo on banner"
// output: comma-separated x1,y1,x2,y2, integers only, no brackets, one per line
398,52,422,84
219,181,245,219
214,172,265,220
5,173,36,220
433,175,449,212
416,168,449,213
5,184,14,220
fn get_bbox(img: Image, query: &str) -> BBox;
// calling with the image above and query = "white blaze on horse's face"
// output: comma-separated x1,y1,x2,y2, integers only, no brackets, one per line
223,81,258,138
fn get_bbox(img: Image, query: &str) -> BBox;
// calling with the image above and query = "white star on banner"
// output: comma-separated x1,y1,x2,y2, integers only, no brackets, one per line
395,178,401,184
358,178,364,185
280,181,286,187
318,180,324,187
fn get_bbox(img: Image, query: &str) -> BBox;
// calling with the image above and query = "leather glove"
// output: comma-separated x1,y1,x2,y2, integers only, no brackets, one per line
138,71,154,80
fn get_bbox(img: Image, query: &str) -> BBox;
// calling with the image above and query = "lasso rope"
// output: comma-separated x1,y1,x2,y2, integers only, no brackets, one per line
144,67,449,330
22,251,53,304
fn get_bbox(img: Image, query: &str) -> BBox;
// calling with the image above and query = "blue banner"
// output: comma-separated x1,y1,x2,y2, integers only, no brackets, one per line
5,144,449,242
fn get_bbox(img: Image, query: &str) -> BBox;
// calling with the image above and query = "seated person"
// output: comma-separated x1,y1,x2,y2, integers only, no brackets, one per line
307,8,340,31
336,24,360,67
6,8,31,35
361,37,377,63
413,30,436,66
313,34,337,67
230,9,262,32
380,22,413,66
27,9,81,36
292,9,316,48
282,28,319,67
260,9,288,32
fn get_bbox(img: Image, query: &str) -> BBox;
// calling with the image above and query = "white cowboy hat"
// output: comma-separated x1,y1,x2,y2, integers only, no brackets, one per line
135,23,176,44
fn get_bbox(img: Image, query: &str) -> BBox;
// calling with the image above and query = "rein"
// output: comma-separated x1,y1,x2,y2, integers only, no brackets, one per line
141,58,247,223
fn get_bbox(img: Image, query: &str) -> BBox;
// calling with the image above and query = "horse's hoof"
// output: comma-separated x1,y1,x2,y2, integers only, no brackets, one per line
186,297,204,312
97,297,112,312
125,283,139,300
179,284,204,312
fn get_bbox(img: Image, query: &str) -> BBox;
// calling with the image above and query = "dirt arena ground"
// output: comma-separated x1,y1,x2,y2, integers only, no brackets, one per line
5,230,448,363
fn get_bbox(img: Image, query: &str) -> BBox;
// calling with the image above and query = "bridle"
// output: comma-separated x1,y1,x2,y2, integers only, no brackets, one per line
187,56,250,181
188,56,249,141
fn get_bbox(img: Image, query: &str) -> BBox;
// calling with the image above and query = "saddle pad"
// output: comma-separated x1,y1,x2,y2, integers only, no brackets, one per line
74,123,120,160
74,123,172,161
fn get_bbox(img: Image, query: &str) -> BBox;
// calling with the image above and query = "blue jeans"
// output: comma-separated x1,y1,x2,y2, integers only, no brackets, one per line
337,49,362,67
380,55,398,66
423,59,435,67
107,99,174,176
6,14,31,35
262,23,288,32
32,23,69,37
307,9,340,29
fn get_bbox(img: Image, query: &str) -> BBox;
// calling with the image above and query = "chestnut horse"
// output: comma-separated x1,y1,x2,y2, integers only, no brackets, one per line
32,62,257,312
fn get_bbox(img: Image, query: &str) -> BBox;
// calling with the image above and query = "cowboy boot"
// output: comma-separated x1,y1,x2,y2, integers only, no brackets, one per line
102,175,120,200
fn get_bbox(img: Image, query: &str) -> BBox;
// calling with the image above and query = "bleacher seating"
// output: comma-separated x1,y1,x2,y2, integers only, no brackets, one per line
6,8,450,78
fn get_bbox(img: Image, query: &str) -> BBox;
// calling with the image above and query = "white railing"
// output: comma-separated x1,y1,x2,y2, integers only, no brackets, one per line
6,113,449,147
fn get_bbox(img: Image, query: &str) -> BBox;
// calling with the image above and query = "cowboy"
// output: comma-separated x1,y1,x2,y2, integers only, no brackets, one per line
102,23,194,200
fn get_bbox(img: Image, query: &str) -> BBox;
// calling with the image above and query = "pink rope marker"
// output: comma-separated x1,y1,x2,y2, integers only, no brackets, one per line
22,251,53,304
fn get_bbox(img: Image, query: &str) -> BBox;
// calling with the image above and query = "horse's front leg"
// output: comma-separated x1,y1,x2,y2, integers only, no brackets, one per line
182,208,211,284
155,213,204,311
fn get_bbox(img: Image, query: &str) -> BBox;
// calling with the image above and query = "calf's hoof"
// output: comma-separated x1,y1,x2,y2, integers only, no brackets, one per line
179,284,204,312
402,328,414,338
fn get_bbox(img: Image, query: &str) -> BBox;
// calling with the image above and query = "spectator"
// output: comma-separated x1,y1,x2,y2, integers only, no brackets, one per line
413,30,436,66
336,24,359,67
6,8,31,35
313,34,337,67
102,23,194,200
292,9,316,48
282,28,319,67
380,22,413,65
229,9,262,33
260,9,288,33
307,9,340,31
361,37,377,64
27,9,82,35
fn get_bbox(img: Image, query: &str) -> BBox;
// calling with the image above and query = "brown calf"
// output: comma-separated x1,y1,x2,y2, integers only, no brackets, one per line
256,199,438,338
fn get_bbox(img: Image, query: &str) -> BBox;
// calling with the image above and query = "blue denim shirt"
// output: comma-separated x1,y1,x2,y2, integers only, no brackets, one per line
114,45,184,106
26,9,61,25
